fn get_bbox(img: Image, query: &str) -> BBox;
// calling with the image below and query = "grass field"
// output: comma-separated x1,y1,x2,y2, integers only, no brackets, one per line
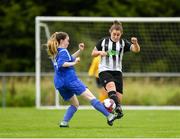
0,108,180,138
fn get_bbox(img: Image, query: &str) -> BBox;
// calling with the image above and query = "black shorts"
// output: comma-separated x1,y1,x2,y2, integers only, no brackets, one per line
99,71,123,94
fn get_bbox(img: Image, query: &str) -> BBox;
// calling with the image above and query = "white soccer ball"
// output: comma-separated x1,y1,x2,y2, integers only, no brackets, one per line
103,98,116,113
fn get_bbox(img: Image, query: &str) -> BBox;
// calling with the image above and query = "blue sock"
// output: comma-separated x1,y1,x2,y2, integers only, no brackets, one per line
63,105,77,122
91,99,110,117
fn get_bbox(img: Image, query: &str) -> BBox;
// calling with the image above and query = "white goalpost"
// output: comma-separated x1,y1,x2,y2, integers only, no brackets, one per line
35,16,180,109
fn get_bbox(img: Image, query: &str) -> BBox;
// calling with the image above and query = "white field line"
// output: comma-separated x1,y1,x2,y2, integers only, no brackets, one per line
38,105,180,110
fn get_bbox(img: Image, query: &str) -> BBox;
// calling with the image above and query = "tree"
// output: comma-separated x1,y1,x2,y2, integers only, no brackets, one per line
0,0,180,72
0,0,44,71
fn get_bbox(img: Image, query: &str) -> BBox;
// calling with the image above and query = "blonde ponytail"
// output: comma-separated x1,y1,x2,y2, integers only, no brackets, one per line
47,32,68,59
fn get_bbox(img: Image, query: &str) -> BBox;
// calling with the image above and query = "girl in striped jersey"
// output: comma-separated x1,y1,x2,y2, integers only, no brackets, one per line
91,21,140,119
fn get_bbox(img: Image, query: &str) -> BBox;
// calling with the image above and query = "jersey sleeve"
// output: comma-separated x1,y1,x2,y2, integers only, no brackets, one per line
124,39,132,53
56,50,72,68
95,38,104,51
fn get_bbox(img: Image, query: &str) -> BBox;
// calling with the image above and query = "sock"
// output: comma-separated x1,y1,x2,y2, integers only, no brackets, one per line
108,91,123,113
108,91,121,107
63,105,77,122
90,98,110,117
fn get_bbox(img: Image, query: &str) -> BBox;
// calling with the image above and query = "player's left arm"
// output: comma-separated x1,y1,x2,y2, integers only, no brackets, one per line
57,50,80,68
130,37,140,53
72,43,84,58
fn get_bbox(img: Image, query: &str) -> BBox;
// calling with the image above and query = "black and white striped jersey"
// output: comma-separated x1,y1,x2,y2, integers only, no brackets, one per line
95,37,132,73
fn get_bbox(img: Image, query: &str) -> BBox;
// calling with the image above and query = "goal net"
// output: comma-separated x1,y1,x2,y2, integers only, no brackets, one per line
35,17,180,109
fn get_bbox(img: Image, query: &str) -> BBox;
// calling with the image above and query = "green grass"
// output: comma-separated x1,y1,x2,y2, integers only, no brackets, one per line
0,108,180,138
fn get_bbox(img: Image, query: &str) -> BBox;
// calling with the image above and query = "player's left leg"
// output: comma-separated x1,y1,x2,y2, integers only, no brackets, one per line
60,95,79,128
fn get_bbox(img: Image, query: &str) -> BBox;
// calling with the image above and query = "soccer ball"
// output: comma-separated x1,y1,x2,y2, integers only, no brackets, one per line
103,98,116,113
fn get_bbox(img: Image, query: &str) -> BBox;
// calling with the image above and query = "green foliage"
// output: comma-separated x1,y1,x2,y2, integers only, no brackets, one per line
130,0,180,17
0,77,35,107
123,77,180,106
167,93,180,105
0,0,180,71
0,0,44,72
0,76,180,107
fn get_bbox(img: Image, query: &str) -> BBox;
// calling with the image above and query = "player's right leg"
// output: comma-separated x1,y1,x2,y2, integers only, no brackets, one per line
68,79,117,126
104,81,123,119
80,88,116,126
115,92,124,119
99,71,123,118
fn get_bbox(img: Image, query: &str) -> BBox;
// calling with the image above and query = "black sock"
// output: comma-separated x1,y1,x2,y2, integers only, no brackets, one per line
108,91,120,107
108,91,122,113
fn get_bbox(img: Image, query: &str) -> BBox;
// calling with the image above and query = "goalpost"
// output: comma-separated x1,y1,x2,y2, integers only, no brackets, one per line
35,17,180,109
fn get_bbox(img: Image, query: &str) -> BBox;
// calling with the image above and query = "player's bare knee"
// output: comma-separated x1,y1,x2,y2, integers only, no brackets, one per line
106,82,115,88
106,82,116,90
72,103,79,108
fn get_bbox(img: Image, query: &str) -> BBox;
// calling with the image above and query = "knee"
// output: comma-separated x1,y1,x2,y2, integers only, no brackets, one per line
73,104,79,109
72,102,79,108
81,89,96,101
106,82,116,91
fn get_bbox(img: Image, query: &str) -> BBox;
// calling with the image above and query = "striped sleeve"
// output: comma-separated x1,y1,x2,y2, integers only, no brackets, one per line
123,39,132,53
96,37,106,51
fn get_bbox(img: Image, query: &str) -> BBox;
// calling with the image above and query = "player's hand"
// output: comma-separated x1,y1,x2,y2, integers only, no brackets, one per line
131,37,138,44
131,37,140,53
75,57,80,64
99,51,107,56
79,43,84,51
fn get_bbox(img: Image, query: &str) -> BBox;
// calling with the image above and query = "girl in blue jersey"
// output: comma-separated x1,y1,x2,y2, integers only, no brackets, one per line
47,32,116,127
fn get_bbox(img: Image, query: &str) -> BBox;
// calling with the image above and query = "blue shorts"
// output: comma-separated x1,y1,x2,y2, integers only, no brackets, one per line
57,79,86,101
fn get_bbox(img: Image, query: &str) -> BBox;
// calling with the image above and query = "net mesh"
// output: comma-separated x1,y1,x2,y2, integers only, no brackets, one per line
40,21,180,73
37,18,180,107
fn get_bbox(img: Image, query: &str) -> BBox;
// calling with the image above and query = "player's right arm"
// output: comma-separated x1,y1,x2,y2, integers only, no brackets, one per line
62,57,80,67
91,47,107,57
91,38,107,57
56,49,80,68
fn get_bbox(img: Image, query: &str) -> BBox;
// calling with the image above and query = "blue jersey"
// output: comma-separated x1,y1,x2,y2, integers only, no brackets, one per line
53,48,78,89
53,48,86,100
